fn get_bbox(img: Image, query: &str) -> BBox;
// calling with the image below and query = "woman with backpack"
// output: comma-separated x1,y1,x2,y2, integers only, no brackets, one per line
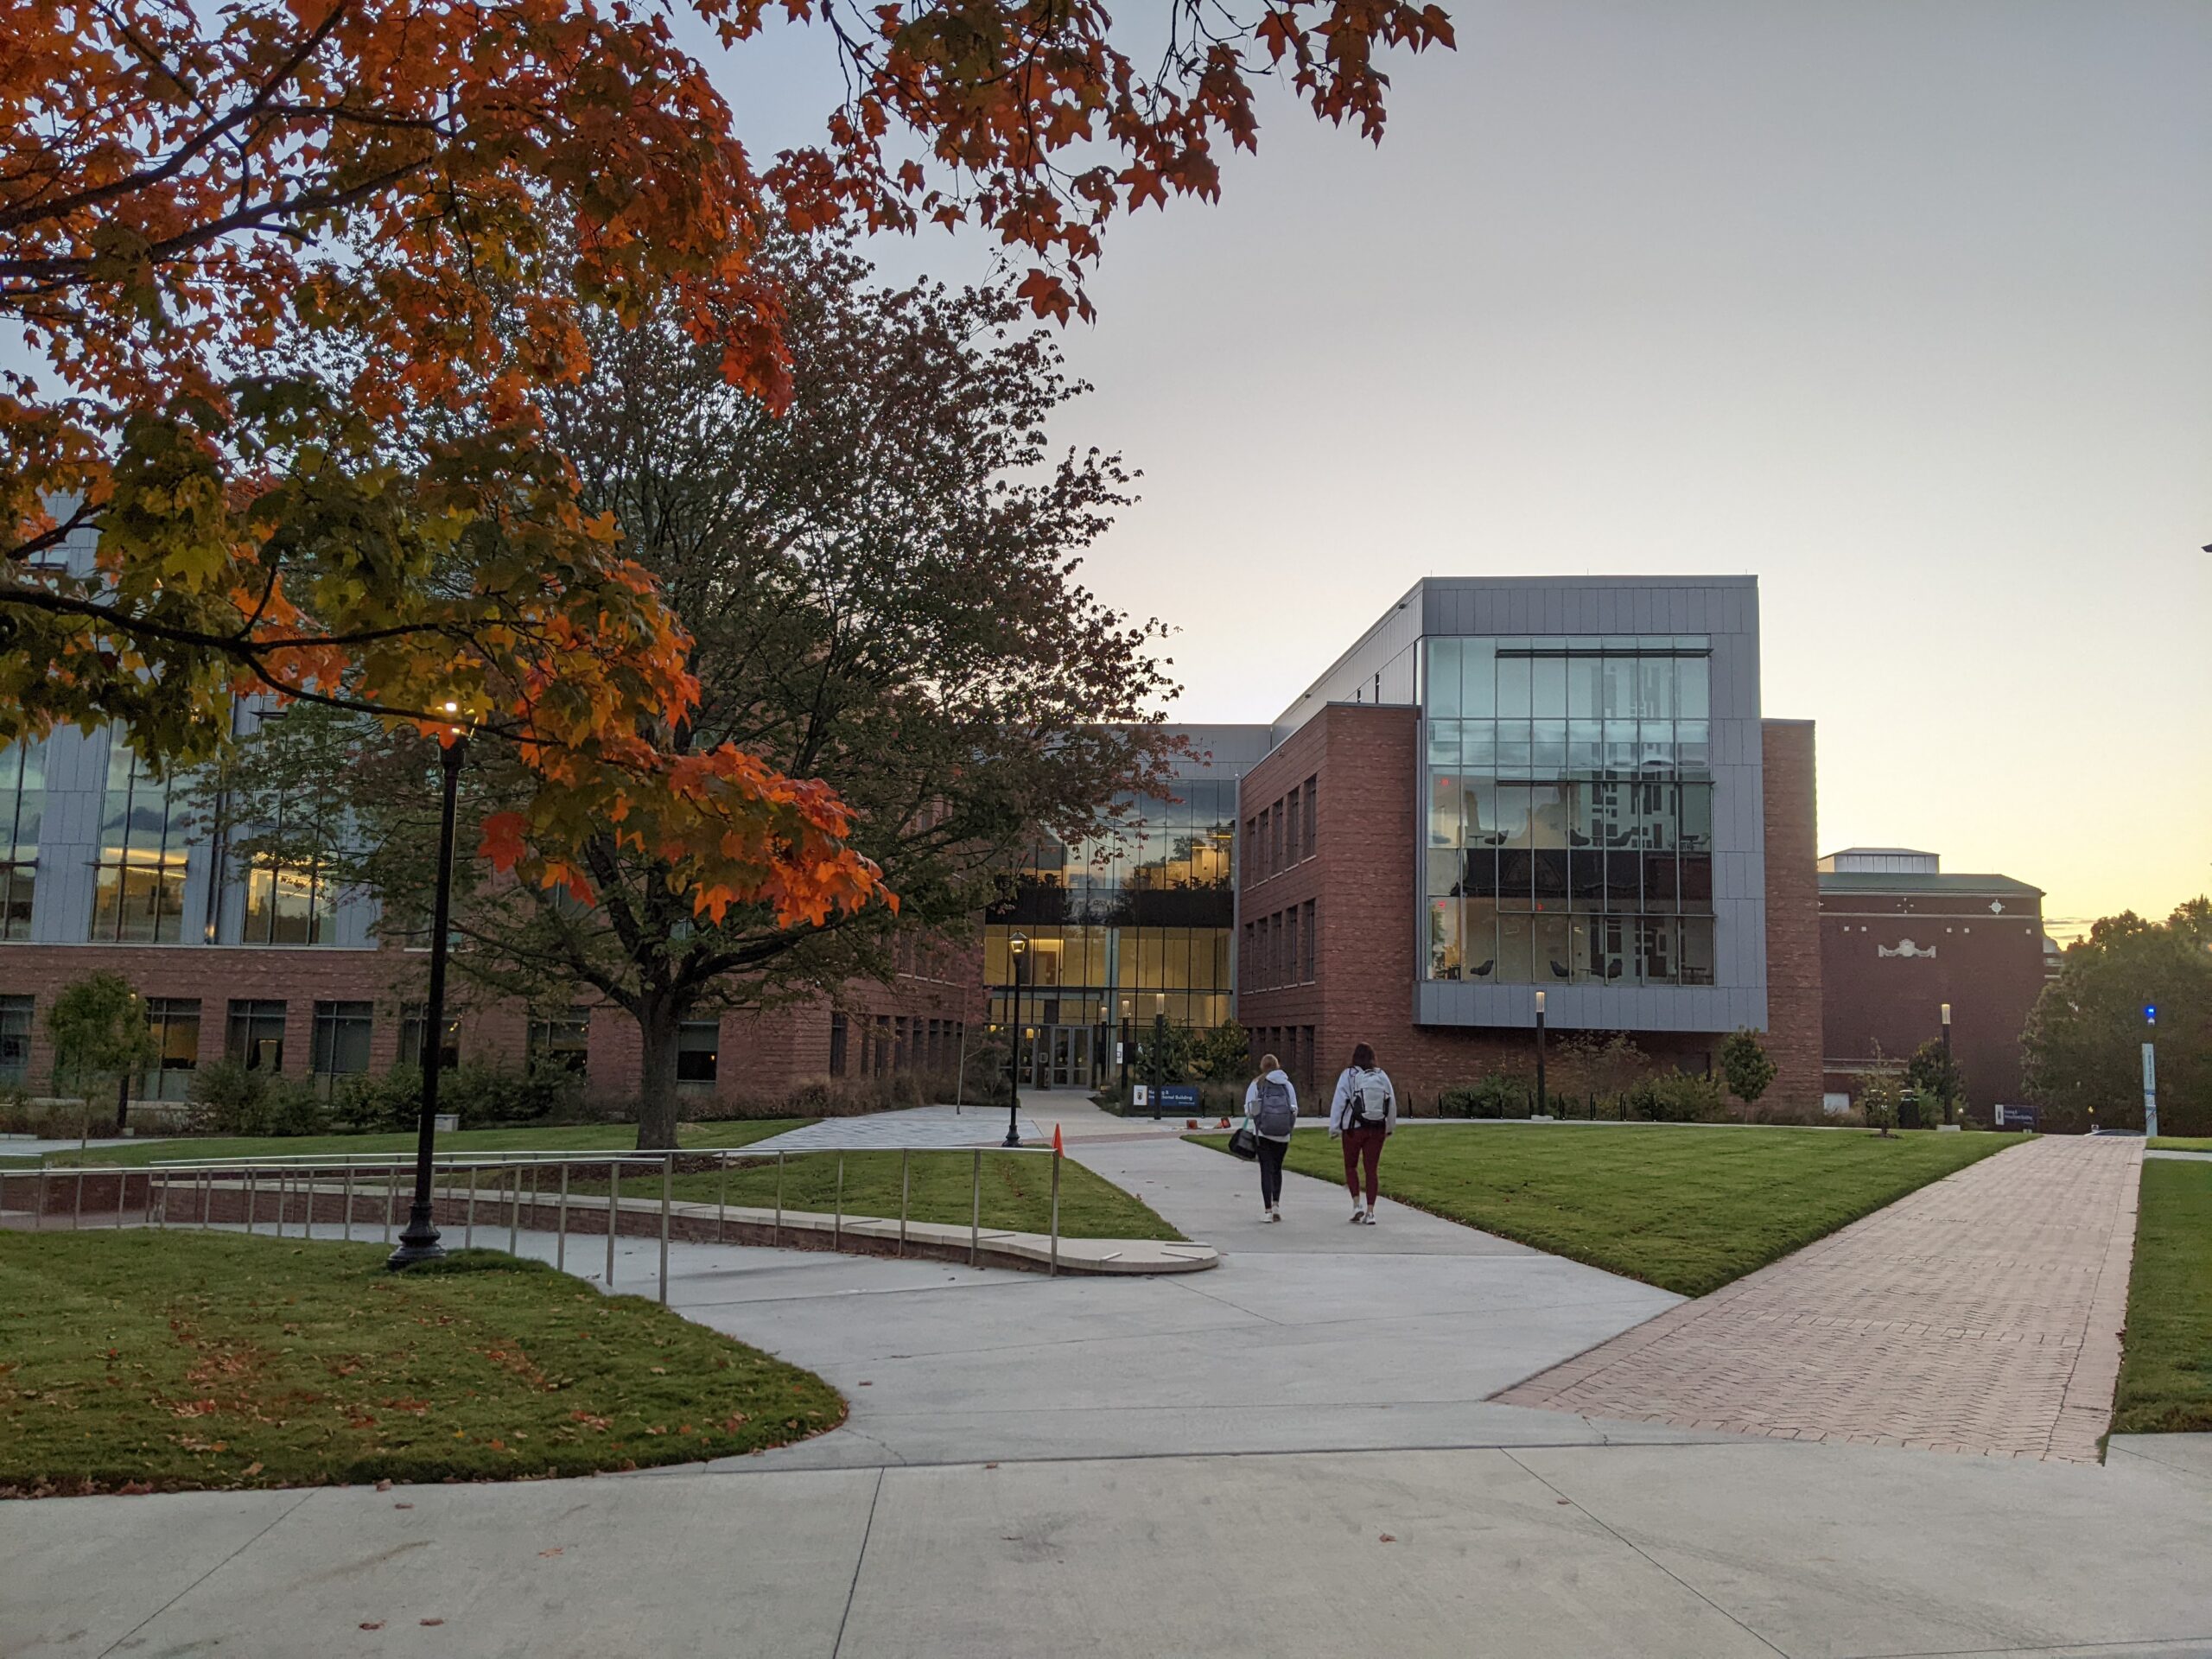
1328,1043,1397,1224
1242,1053,1299,1222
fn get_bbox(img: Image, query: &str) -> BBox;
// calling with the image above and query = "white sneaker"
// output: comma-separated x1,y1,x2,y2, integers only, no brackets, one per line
1267,1209,1281,1223
1349,1204,1366,1224
1361,1209,1378,1225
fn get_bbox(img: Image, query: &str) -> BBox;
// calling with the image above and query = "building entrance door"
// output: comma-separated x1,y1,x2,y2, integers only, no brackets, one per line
1049,1027,1091,1089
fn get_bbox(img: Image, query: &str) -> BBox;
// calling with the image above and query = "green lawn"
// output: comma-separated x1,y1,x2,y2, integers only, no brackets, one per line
2113,1158,2212,1433
600,1148,1183,1242
1202,1123,2019,1297
25,1118,810,1168
0,1230,842,1498
2147,1137,2212,1154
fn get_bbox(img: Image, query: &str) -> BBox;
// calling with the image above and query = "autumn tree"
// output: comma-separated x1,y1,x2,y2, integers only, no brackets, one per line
3,2,1450,934
2023,900,2210,1134
207,239,1180,1147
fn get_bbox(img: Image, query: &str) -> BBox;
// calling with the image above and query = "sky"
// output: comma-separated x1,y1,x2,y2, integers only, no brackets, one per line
718,0,2211,939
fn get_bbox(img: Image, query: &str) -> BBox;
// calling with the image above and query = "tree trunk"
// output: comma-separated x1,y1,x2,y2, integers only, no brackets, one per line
635,996,683,1151
114,1071,130,1134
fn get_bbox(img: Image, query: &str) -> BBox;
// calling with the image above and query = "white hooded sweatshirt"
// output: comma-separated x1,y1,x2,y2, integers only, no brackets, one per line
1328,1066,1397,1135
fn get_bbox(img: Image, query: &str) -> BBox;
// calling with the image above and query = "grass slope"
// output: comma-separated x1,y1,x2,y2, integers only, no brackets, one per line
30,1118,810,1168
2114,1158,2212,1433
1210,1123,2017,1297
601,1149,1183,1242
0,1230,842,1497
2146,1137,2212,1153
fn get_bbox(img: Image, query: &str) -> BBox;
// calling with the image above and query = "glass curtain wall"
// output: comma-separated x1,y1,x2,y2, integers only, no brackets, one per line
1425,637,1717,988
986,779,1238,1084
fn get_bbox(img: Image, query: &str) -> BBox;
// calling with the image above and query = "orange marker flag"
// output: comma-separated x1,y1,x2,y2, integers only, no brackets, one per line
1052,1123,1065,1158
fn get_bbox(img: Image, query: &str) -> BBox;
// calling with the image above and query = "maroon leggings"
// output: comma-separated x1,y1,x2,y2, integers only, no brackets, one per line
1341,1123,1386,1205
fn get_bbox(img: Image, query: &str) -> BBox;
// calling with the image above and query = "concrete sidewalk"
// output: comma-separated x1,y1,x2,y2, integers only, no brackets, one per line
10,1437,2210,1659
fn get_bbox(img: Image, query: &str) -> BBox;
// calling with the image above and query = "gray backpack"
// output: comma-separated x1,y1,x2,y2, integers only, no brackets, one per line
1252,1077,1296,1137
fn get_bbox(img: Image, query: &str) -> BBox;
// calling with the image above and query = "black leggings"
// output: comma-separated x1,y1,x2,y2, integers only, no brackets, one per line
1255,1136,1289,1206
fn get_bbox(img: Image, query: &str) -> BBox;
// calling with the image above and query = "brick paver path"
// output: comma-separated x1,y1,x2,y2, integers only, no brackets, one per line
1496,1136,2144,1462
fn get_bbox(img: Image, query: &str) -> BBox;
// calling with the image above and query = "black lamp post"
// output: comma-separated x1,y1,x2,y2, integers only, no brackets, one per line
1939,1001,1955,1125
388,721,466,1268
1003,934,1027,1148
1534,988,1548,1117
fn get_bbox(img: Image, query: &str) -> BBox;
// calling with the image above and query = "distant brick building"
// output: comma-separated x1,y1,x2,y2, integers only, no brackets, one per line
1816,848,2048,1111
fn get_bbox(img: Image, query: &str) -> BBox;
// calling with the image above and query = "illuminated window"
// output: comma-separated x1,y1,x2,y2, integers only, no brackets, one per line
92,744,188,943
0,741,46,939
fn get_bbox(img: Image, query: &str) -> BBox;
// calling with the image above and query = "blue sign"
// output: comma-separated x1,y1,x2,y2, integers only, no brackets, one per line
1994,1103,2038,1131
1157,1084,1201,1112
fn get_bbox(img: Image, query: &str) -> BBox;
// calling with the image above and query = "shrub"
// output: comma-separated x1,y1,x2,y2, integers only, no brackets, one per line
1440,1074,1531,1119
185,1061,327,1136
1617,1071,1728,1123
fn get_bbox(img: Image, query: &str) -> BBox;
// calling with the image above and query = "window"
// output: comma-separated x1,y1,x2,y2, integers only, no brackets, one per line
1421,636,1720,986
874,1014,891,1076
142,997,200,1101
1285,787,1300,863
677,1019,719,1084
244,859,331,944
226,999,287,1071
92,743,189,943
1303,775,1317,854
829,1011,849,1077
310,1001,373,1077
0,741,46,939
0,995,30,1084
398,1003,460,1072
527,1008,590,1074
1285,906,1300,988
1301,899,1317,982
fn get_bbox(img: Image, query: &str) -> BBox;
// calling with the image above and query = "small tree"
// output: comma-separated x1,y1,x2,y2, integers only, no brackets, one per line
1720,1029,1778,1108
1905,1039,1967,1124
48,973,160,1132
1858,1071,1903,1138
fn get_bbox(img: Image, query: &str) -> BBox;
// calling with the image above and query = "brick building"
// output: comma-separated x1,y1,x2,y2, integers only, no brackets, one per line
0,716,981,1114
1816,848,2049,1110
1,571,1834,1118
1236,576,1825,1109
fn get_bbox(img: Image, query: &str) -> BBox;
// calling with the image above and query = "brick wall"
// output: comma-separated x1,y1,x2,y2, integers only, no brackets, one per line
1760,720,1825,1109
0,932,985,1109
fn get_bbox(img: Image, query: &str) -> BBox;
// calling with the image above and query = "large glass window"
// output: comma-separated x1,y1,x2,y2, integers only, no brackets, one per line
245,860,330,944
677,1019,719,1084
310,1001,373,1077
0,741,46,939
398,1003,460,1072
226,999,287,1071
0,995,31,1084
1421,636,1719,986
92,743,190,943
142,997,200,1101
527,1008,589,1074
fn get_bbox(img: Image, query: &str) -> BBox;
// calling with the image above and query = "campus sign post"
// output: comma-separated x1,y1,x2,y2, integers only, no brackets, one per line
2143,1004,2158,1140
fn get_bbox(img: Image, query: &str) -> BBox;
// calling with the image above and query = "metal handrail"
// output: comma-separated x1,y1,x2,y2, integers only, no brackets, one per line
2,1141,1068,1304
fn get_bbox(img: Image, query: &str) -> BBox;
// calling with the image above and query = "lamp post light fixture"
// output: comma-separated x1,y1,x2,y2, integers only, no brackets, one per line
388,712,467,1268
1003,934,1027,1148
1534,988,1548,1117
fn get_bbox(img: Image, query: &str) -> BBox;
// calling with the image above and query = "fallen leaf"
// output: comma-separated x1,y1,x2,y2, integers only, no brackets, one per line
395,1502,413,1510
538,1546,564,1558
241,1462,264,1478
376,1479,392,1492
420,1618,444,1626
1555,1498,1571,1506
359,1620,385,1630
1378,1534,1395,1543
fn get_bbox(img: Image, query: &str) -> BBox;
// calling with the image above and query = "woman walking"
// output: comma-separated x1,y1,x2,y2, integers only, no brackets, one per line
1328,1043,1397,1224
1243,1053,1299,1221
